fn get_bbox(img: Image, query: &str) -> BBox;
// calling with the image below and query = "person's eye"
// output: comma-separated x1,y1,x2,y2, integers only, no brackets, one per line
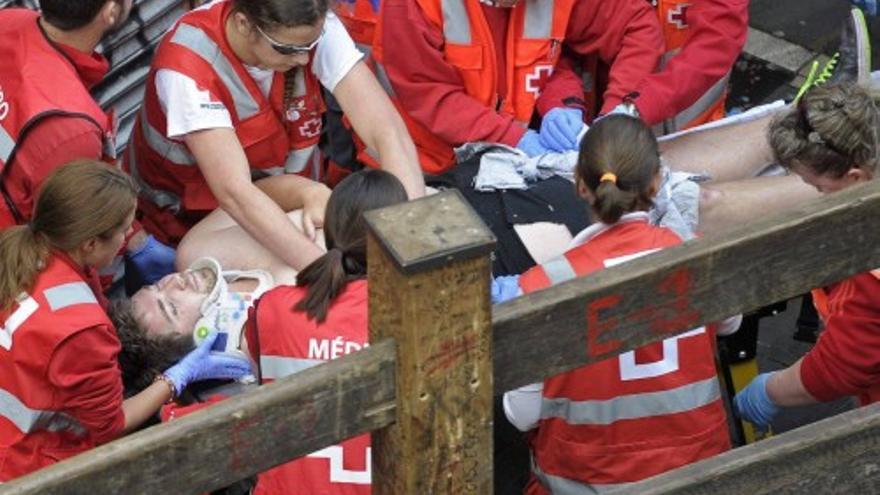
169,301,179,317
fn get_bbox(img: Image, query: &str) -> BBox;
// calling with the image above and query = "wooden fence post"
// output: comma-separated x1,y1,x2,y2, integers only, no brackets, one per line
365,190,496,494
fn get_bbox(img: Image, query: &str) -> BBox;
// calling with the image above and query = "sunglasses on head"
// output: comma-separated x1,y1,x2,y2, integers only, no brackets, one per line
254,23,324,55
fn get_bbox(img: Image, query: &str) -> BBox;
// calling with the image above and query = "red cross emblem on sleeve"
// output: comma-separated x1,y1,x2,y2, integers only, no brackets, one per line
525,65,554,96
667,3,690,29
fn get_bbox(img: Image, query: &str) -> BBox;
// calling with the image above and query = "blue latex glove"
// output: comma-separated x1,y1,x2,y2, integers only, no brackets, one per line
853,0,877,16
734,372,780,431
163,332,253,396
516,130,548,157
491,275,522,304
127,234,176,285
538,108,584,152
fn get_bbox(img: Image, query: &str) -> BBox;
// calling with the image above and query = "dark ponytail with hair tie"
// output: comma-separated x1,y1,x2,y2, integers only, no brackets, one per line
293,170,408,323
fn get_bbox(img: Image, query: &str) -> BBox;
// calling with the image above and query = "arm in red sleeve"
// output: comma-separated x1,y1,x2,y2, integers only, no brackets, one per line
799,274,880,402
6,117,103,222
633,0,749,125
381,0,526,146
563,0,664,114
48,324,126,445
535,52,587,116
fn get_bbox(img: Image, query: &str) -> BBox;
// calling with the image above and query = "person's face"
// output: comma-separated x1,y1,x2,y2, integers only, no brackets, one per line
791,162,872,194
241,14,325,72
131,267,217,338
85,210,135,269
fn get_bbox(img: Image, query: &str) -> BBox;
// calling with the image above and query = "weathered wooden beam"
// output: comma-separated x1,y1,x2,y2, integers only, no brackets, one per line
0,340,397,495
615,402,880,494
366,189,496,494
493,180,880,393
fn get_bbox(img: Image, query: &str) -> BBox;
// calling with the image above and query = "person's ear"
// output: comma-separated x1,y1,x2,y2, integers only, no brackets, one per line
231,12,254,38
845,167,870,184
647,169,663,198
100,0,120,27
576,176,595,204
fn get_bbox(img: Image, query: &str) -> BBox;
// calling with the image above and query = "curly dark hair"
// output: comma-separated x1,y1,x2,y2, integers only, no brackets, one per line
109,299,194,397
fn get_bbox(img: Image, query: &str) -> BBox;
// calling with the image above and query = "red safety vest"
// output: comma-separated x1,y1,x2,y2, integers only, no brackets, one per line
653,0,727,132
518,214,730,494
0,253,117,480
248,281,371,495
0,9,116,228
127,0,326,246
372,0,575,174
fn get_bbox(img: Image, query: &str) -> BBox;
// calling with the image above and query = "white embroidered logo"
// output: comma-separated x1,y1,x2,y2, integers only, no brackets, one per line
667,3,691,29
525,65,554,96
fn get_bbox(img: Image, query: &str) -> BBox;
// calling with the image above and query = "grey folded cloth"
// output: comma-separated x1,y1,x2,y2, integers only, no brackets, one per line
650,162,710,241
456,142,578,192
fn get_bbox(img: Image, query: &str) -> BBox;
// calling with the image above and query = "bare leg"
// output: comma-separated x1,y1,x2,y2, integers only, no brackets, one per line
660,114,777,182
698,175,820,237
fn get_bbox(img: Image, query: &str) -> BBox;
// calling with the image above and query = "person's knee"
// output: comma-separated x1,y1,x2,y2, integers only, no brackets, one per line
697,185,727,234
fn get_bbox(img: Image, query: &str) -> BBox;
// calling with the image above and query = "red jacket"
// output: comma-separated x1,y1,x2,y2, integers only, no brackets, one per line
246,281,371,495
518,214,729,494
0,253,124,481
801,271,880,406
127,0,325,246
633,0,748,129
0,9,115,228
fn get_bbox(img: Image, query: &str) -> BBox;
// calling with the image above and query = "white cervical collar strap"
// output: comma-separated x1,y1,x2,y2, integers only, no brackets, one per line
189,257,274,357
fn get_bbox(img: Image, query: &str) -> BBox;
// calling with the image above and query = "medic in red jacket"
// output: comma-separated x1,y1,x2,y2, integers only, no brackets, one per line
513,213,730,494
375,0,664,173
0,8,116,229
500,115,732,494
244,282,371,495
0,252,124,481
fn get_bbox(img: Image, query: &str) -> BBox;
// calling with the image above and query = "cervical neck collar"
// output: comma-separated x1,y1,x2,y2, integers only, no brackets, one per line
189,257,274,357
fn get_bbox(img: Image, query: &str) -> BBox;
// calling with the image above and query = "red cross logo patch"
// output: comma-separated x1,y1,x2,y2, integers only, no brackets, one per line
667,3,690,29
525,65,554,96
299,117,322,138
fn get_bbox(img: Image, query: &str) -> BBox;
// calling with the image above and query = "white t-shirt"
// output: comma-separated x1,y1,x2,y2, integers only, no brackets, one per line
156,11,363,138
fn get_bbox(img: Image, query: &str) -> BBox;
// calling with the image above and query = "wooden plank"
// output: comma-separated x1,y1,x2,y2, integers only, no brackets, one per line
367,192,495,494
615,402,880,494
0,340,397,495
493,180,880,393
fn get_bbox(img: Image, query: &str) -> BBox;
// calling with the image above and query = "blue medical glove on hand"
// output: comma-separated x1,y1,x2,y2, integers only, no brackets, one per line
516,130,548,157
163,332,253,396
734,372,780,431
127,234,176,285
538,108,584,152
491,275,522,304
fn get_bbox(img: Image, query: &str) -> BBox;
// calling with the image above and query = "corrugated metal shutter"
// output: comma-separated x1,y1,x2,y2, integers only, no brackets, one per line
1,0,194,156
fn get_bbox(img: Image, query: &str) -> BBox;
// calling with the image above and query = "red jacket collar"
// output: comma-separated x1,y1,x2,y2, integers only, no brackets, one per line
37,18,110,89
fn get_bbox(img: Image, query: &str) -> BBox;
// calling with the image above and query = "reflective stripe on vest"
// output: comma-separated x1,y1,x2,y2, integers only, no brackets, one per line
169,24,260,119
0,388,87,437
531,455,629,495
542,256,577,286
0,124,14,163
138,111,196,166
540,376,721,426
441,0,472,43
441,0,557,43
43,282,97,312
127,144,182,213
666,73,729,132
260,355,323,380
